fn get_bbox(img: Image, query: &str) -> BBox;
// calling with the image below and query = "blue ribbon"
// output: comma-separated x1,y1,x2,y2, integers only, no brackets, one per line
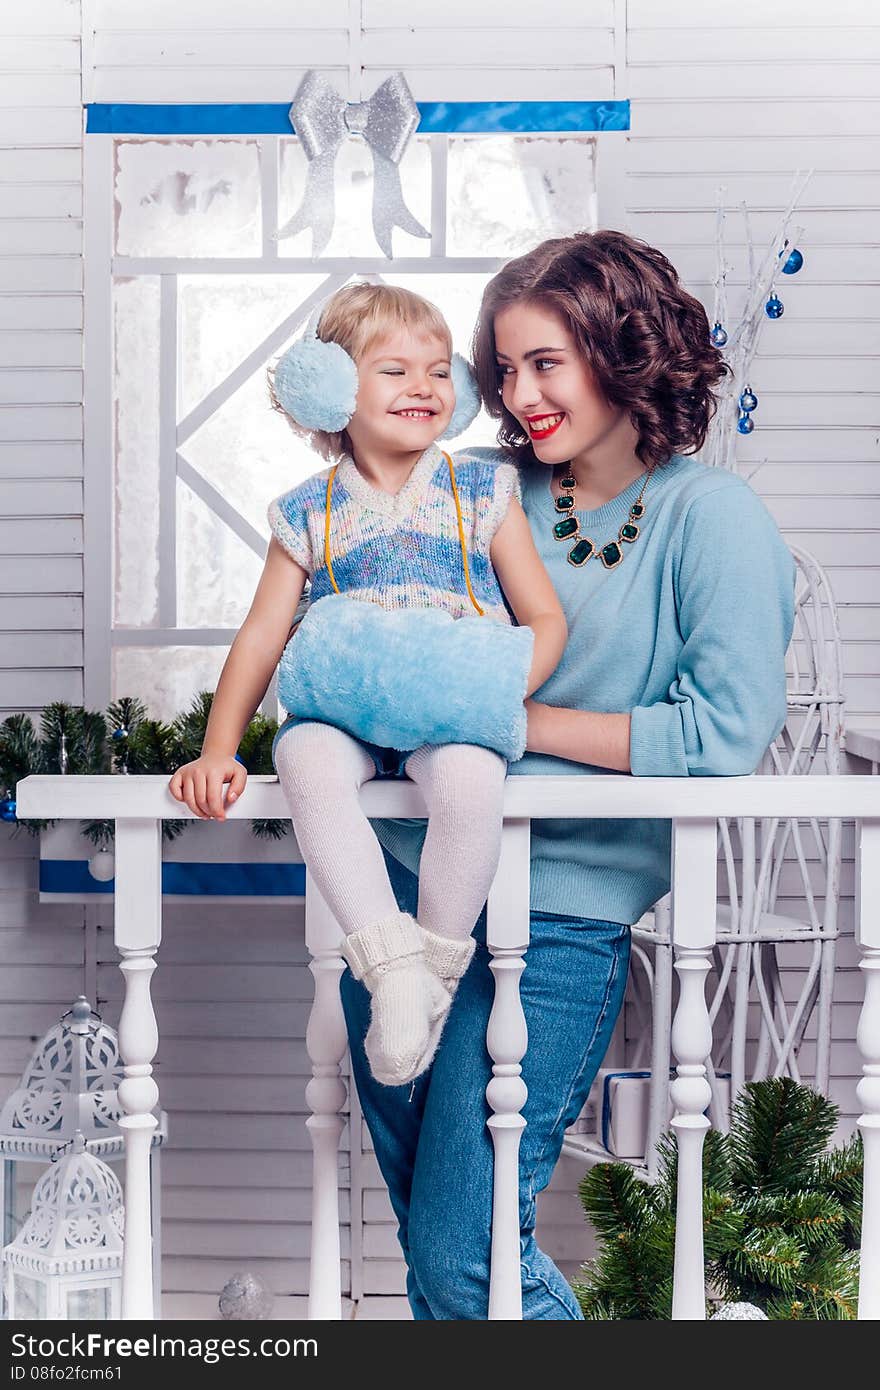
40,859,306,897
86,101,629,136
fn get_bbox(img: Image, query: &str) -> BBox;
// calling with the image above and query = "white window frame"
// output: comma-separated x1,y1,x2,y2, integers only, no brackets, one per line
83,126,620,711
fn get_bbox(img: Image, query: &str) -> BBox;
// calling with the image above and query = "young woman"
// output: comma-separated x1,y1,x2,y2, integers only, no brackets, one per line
344,230,796,1319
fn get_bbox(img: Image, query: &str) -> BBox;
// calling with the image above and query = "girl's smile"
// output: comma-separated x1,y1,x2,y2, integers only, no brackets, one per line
345,327,455,477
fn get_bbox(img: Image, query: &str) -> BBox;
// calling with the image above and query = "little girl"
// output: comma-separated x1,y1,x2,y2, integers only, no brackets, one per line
169,283,567,1089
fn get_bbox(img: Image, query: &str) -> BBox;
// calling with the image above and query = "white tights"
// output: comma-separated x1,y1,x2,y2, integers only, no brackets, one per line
273,722,507,941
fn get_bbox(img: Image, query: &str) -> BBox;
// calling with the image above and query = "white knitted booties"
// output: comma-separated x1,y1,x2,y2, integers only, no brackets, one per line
420,925,477,998
340,911,451,1086
410,925,477,1071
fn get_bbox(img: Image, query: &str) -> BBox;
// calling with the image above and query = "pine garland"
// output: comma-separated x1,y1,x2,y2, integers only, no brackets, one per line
573,1078,863,1320
0,692,290,845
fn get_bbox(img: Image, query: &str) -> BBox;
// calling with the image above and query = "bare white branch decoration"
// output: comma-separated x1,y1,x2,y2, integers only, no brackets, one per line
702,170,812,477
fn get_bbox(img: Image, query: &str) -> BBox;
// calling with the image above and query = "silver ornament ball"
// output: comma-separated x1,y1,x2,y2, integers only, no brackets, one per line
88,849,116,883
711,1301,768,1320
219,1270,275,1320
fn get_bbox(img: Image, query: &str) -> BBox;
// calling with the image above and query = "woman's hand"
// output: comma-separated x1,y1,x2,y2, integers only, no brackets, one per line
168,754,247,821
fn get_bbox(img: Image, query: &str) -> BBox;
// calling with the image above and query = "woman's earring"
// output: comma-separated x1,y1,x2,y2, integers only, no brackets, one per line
439,354,482,440
271,308,359,432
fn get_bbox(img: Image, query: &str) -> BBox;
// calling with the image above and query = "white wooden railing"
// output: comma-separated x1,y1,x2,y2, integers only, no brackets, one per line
15,773,880,1321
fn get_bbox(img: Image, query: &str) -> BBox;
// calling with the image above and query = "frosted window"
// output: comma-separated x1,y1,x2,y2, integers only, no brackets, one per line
178,274,327,417
113,646,231,723
114,276,160,627
181,362,318,538
176,479,264,629
278,136,431,259
105,130,598,697
447,136,597,257
115,140,262,257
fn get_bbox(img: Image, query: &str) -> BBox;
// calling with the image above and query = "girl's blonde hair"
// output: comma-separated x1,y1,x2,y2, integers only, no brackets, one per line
269,283,453,461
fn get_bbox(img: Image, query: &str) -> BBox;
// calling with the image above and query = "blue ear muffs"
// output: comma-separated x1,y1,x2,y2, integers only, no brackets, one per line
440,353,482,440
271,310,359,433
270,306,482,439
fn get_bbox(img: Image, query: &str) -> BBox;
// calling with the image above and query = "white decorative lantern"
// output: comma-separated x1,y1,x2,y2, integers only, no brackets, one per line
0,997,125,1149
2,1133,123,1320
0,997,167,1315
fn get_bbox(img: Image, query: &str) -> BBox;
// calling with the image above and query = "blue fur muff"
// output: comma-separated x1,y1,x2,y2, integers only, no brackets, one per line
277,595,534,762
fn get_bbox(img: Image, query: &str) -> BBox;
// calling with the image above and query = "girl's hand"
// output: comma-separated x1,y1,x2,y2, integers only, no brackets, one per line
168,755,247,821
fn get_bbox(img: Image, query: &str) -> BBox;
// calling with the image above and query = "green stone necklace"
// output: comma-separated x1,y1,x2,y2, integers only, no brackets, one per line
552,464,654,569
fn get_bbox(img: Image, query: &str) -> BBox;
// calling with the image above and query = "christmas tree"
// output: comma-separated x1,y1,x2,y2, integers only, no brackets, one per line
574,1078,862,1320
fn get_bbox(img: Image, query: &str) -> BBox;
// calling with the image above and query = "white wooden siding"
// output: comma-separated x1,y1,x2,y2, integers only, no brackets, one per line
0,0,877,1315
0,0,82,721
619,0,879,1190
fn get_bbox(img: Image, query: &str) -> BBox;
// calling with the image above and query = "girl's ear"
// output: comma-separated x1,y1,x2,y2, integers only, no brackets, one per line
440,354,482,440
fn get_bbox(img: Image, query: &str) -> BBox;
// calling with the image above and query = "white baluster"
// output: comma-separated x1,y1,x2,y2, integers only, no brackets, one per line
646,894,673,1182
485,817,530,1321
114,818,162,1321
856,820,880,1320
304,870,348,1321
669,819,716,1321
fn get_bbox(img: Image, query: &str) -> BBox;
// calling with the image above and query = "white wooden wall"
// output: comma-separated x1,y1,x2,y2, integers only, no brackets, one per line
0,0,877,1315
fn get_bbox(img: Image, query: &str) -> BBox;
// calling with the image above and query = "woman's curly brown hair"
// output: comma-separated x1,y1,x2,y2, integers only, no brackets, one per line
471,229,729,472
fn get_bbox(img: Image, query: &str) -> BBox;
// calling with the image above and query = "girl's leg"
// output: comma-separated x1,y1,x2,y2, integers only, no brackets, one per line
274,721,397,932
404,743,506,943
407,909,631,1320
275,723,448,1085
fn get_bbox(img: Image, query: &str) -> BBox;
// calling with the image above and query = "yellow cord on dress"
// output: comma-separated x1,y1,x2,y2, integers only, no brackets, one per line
442,451,484,617
324,465,340,594
323,453,484,616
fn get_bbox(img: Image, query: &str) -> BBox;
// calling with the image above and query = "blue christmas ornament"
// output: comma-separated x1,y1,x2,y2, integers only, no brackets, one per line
765,295,784,319
737,412,755,435
710,322,728,347
111,726,128,740
739,386,758,412
781,247,803,275
0,797,17,822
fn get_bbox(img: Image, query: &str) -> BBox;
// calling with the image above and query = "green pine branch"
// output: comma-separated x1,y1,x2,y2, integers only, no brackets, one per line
574,1078,863,1320
728,1076,837,1197
3,691,286,847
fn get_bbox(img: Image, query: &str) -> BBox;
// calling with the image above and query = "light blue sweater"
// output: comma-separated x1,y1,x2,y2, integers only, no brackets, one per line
374,449,796,926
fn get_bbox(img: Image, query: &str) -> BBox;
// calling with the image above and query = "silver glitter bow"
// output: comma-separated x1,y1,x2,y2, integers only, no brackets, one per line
275,70,431,258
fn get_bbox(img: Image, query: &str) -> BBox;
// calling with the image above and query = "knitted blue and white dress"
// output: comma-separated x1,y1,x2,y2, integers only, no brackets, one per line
267,443,528,765
267,443,519,623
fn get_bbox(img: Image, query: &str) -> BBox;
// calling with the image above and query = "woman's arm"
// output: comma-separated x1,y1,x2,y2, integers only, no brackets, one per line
525,702,632,773
527,480,795,779
490,497,568,696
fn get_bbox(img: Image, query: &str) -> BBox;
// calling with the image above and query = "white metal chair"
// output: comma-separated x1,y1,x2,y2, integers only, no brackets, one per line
625,544,845,1177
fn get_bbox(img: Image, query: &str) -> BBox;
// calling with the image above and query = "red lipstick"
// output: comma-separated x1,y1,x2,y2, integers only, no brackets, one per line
525,412,564,441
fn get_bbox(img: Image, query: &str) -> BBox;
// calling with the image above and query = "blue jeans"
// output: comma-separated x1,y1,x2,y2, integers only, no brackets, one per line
339,849,631,1321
